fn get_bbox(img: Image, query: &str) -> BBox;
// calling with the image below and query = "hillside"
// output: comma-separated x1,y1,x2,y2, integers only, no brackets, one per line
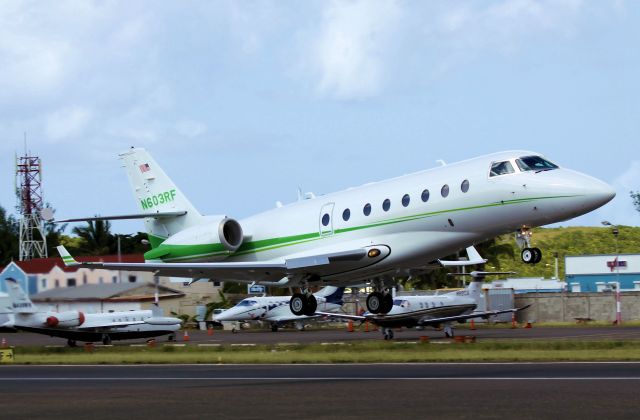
488,226,640,280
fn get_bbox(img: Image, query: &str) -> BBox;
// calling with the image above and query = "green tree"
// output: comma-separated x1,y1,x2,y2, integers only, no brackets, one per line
0,205,19,265
632,191,640,213
71,220,115,255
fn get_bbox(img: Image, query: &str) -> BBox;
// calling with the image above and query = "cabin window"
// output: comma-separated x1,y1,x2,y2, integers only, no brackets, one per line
490,161,515,177
441,184,449,198
321,213,330,226
402,194,410,207
421,189,430,202
382,199,391,212
516,156,559,172
342,208,351,221
461,179,470,193
363,203,371,216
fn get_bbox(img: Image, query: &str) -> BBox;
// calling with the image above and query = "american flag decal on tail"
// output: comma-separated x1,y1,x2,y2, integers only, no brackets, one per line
139,163,151,173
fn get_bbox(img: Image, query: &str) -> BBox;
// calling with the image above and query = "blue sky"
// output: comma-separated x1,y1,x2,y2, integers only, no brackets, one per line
1,0,638,234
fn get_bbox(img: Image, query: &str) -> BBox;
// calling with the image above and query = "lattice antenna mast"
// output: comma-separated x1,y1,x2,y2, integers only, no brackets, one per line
15,143,47,260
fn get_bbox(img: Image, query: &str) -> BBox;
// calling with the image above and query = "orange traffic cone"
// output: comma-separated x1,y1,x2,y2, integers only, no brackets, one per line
524,321,532,329
207,326,214,336
183,330,190,341
347,320,354,332
364,321,369,332
511,313,517,329
470,319,476,330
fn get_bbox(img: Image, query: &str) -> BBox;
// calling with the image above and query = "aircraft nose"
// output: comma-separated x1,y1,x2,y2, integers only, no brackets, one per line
590,179,616,205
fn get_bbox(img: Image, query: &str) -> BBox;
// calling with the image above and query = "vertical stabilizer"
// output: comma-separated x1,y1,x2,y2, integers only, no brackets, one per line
119,148,205,245
4,279,38,314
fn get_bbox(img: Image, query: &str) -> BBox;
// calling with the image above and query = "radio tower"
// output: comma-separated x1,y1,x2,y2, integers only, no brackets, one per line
15,144,47,260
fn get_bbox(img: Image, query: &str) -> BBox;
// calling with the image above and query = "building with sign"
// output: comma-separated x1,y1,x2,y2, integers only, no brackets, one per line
565,254,640,292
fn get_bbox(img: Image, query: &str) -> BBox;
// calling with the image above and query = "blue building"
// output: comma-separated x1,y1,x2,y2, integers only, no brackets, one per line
565,254,640,293
0,262,34,295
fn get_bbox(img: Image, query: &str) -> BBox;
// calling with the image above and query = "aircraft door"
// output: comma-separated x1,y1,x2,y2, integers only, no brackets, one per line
319,202,335,236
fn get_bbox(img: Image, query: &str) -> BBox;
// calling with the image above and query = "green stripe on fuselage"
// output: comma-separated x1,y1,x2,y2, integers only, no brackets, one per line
145,195,578,262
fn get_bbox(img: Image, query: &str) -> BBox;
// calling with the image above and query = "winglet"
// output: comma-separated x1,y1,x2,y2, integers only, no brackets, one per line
438,246,488,267
56,245,80,266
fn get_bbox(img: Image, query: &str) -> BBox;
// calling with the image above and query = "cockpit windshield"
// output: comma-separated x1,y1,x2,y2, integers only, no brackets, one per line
516,156,558,172
393,299,409,308
490,161,515,177
235,300,257,307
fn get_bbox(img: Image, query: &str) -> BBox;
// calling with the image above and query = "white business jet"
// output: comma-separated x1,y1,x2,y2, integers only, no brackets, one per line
214,286,345,332
318,271,523,340
55,148,614,318
2,279,181,346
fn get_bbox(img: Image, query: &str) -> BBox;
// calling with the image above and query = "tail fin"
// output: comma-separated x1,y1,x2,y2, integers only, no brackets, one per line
119,148,206,244
315,286,345,305
4,279,38,314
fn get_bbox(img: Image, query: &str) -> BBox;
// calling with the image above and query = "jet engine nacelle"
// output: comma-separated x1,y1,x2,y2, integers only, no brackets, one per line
215,217,244,252
158,215,244,257
45,311,85,328
144,316,182,326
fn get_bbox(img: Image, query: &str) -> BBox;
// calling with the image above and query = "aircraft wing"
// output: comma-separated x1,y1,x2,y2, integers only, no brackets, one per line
56,245,368,284
314,311,366,322
77,320,147,329
417,305,531,326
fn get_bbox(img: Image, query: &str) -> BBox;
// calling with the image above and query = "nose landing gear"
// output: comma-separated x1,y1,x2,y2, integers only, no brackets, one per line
516,227,542,264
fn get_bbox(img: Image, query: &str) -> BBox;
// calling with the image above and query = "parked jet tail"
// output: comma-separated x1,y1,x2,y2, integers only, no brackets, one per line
315,287,345,305
119,147,206,245
4,279,38,314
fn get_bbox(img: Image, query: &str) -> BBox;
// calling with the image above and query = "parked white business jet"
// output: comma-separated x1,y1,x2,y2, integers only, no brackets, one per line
318,272,523,340
214,286,345,332
3,279,181,346
55,148,614,318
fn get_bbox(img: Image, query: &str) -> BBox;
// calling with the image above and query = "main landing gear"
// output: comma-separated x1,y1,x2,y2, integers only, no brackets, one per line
366,288,393,315
102,334,112,345
290,292,317,316
516,227,542,264
382,328,394,340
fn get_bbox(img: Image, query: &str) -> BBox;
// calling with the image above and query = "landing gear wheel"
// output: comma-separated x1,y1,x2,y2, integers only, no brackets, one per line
366,292,384,314
290,293,306,316
102,334,112,345
531,247,542,264
67,339,77,347
521,248,535,264
271,323,279,332
381,293,393,314
302,294,317,317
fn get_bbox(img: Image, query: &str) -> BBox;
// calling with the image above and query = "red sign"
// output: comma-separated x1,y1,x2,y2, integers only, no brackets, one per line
607,258,627,272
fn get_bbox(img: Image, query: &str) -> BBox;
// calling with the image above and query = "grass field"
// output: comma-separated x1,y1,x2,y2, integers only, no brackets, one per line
6,339,640,364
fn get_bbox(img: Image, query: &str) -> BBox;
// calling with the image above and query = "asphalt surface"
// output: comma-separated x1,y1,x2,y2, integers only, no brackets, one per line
4,325,640,346
1,363,640,419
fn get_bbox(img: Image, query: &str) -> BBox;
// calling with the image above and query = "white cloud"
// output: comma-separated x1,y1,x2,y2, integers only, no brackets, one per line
45,106,92,141
598,161,640,226
434,0,585,53
310,0,402,100
175,120,207,138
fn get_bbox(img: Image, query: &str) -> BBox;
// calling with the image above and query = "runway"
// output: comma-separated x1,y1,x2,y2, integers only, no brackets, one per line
5,325,640,347
2,363,640,419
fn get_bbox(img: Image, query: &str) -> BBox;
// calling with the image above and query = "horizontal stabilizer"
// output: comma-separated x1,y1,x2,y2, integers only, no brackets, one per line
51,211,187,223
438,246,487,267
